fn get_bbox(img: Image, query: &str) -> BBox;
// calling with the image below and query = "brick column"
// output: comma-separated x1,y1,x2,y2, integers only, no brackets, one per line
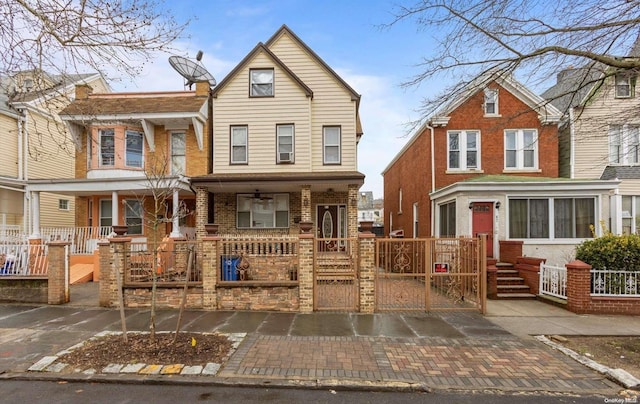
47,241,70,305
98,240,113,307
358,232,376,313
195,186,209,240
347,184,359,237
108,237,131,308
298,233,314,312
301,185,312,222
566,260,592,314
201,236,219,309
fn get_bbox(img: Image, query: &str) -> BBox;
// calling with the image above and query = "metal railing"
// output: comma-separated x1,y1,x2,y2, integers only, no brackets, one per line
219,236,299,282
591,269,640,297
124,240,201,285
539,263,567,299
0,241,48,276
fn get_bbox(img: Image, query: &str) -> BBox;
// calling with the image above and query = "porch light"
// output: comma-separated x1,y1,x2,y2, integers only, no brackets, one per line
495,201,501,209
469,202,473,209
303,195,309,207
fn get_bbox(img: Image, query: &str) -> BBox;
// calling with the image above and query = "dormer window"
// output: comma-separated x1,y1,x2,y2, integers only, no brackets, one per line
250,69,274,97
23,78,33,92
615,74,633,98
484,88,499,115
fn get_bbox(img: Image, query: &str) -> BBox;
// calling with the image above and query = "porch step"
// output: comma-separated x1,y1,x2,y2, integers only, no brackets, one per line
70,264,94,284
497,269,518,275
497,276,526,285
496,293,537,299
497,284,531,291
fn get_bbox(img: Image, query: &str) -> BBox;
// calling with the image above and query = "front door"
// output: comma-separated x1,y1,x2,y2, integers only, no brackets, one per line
316,204,346,251
471,202,494,257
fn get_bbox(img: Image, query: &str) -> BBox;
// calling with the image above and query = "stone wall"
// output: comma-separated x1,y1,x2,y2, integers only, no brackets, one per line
0,277,48,303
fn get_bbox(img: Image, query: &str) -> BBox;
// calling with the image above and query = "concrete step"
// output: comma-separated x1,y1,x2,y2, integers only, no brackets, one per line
497,277,526,285
496,262,514,268
497,284,530,290
496,269,519,275
496,292,537,299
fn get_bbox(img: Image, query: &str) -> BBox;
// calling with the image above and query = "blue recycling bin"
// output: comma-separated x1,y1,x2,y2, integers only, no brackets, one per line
221,256,239,281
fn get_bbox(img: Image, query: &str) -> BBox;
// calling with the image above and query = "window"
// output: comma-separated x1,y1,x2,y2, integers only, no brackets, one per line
171,132,186,174
509,197,595,239
88,200,93,227
237,193,289,228
250,69,274,96
125,130,143,168
276,124,294,163
505,129,538,169
439,201,456,237
99,200,112,227
230,126,248,164
448,130,479,170
58,199,69,211
99,129,115,166
609,125,640,164
124,200,143,234
621,195,640,234
323,126,341,164
484,88,498,115
615,74,633,98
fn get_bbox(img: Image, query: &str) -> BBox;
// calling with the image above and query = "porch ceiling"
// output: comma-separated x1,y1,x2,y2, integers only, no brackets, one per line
191,171,365,194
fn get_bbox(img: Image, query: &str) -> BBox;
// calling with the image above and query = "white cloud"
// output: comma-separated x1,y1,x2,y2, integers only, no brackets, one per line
336,69,422,199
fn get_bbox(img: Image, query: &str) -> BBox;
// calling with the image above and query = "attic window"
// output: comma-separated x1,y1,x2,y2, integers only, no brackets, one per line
250,69,274,97
23,79,33,92
484,88,499,115
615,74,633,98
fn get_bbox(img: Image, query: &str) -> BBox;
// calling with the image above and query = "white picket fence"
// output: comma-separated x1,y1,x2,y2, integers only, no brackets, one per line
41,226,113,254
539,263,567,299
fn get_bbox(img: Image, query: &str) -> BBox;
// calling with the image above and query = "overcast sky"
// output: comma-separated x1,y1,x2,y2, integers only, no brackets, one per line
112,0,446,199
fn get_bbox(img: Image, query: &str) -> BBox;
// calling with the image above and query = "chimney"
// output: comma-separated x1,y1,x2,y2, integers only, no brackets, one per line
75,84,93,100
195,81,211,96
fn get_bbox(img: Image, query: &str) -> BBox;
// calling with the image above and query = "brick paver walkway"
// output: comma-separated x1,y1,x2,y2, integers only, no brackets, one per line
219,334,618,392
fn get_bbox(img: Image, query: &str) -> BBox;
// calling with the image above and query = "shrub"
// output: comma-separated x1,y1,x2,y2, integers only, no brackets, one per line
575,233,640,271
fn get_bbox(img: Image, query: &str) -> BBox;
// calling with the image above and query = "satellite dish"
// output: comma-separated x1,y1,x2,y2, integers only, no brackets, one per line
169,55,216,88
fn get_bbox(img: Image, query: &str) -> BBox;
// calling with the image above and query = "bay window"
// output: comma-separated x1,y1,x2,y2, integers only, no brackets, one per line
509,197,595,239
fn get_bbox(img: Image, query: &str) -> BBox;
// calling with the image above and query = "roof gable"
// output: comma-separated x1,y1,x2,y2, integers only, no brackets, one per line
265,25,360,102
432,72,562,125
211,42,313,98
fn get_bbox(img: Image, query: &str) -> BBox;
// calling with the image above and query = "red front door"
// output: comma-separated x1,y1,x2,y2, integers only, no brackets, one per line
471,202,494,257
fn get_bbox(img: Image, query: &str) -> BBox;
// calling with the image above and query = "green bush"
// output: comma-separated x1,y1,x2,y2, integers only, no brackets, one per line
575,233,640,271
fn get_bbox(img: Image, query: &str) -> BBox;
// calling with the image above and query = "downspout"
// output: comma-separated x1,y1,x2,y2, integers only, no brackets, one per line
569,108,575,179
17,111,25,180
427,123,436,237
22,110,30,234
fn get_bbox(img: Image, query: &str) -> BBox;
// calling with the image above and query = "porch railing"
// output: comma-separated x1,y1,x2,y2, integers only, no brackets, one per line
591,269,640,297
0,241,48,276
0,225,23,243
124,240,201,285
41,226,113,254
539,263,567,299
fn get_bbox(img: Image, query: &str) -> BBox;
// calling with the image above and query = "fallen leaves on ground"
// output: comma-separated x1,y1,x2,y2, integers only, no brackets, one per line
559,336,640,378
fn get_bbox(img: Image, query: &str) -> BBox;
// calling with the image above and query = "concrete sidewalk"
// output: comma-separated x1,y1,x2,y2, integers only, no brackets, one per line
1,296,635,395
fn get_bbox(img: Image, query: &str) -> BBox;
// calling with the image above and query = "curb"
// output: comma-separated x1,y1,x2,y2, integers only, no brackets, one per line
535,335,640,390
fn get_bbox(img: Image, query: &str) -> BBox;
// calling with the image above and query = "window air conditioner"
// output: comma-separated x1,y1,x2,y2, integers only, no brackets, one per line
279,152,293,162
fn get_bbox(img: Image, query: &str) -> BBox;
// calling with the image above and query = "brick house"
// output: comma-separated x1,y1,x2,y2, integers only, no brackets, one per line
383,72,618,264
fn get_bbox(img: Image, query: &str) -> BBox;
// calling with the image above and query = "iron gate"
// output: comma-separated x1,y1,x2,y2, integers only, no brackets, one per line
313,237,359,311
375,237,486,312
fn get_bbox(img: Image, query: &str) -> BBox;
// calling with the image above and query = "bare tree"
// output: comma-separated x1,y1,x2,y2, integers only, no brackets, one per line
1,0,189,85
387,0,640,126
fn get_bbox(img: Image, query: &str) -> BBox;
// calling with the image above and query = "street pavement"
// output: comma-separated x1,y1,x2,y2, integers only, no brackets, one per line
0,282,637,397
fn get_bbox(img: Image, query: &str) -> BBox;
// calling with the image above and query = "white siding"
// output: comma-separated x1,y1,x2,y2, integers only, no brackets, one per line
0,113,19,178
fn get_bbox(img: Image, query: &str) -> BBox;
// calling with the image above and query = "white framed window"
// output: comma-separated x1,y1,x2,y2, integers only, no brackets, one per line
250,69,274,97
58,199,69,211
99,128,115,166
88,199,93,227
230,125,248,164
622,195,640,234
484,88,499,115
171,132,186,174
276,124,294,163
615,74,633,98
505,129,538,169
125,130,143,168
509,197,595,239
323,126,341,164
448,130,479,170
237,193,289,228
609,124,640,164
124,199,143,235
99,199,112,227
439,201,456,237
